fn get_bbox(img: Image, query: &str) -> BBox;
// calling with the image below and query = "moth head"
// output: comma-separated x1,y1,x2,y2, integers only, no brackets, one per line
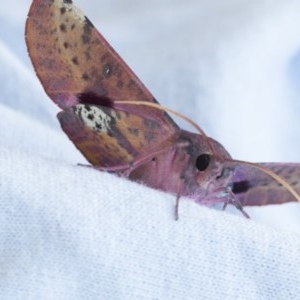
172,131,234,199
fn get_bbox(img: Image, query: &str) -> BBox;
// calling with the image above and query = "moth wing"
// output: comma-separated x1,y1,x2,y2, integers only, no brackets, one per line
26,0,178,132
58,104,177,167
232,163,300,206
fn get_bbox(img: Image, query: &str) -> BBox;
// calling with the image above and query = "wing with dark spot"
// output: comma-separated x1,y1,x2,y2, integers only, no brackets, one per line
233,163,300,206
25,0,178,133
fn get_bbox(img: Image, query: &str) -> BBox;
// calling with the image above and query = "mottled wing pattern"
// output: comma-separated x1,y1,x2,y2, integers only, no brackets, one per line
25,0,178,133
58,104,177,167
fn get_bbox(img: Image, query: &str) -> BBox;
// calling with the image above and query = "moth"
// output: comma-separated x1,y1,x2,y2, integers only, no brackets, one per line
25,0,300,218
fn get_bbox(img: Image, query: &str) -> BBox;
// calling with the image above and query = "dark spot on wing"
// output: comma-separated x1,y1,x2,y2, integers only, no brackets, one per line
143,119,160,130
82,73,90,81
63,0,73,4
117,80,123,89
106,130,113,137
232,181,251,194
144,131,155,142
127,127,139,136
63,42,69,49
78,91,113,107
60,7,66,14
72,56,79,65
127,79,135,89
60,23,67,32
95,122,103,131
87,114,94,121
84,105,92,112
100,54,108,63
82,18,93,44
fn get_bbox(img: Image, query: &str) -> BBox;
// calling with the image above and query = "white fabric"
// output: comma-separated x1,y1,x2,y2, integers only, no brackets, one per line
1,0,300,299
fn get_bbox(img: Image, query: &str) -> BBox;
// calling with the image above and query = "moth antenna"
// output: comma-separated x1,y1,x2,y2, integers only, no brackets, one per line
115,100,215,153
230,159,300,203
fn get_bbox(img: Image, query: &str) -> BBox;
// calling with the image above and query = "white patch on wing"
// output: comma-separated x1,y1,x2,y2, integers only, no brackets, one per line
57,0,85,24
74,104,115,132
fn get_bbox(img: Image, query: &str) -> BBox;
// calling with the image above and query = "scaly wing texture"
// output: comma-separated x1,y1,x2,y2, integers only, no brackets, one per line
58,104,177,167
233,163,300,206
25,0,178,134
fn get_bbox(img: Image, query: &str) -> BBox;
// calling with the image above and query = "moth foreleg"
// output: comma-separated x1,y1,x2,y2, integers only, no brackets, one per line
223,190,250,219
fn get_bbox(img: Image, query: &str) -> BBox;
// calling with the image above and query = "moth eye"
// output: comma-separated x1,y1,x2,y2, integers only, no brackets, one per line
195,154,211,171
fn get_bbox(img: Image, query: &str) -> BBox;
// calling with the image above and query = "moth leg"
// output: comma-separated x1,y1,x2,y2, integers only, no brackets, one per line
175,195,180,221
175,180,184,221
96,164,133,173
78,163,92,168
78,163,131,173
222,200,228,211
224,190,250,219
